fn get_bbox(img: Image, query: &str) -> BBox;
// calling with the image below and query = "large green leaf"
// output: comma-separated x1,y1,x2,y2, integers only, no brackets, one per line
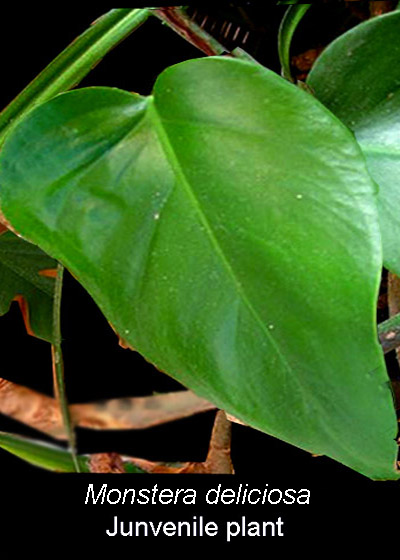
0,57,397,479
0,231,57,342
307,11,400,276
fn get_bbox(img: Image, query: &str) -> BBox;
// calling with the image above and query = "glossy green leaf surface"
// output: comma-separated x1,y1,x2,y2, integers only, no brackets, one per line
0,231,57,342
0,57,398,478
307,11,400,275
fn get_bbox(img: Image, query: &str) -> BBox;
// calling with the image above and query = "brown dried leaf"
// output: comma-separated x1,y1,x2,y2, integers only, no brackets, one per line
0,377,65,438
89,452,125,473
0,378,215,437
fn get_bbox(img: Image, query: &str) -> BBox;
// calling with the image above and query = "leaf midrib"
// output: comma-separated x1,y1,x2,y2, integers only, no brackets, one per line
147,99,364,456
147,98,295,380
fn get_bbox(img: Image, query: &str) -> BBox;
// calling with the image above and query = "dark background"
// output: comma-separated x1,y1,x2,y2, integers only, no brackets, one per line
0,3,398,547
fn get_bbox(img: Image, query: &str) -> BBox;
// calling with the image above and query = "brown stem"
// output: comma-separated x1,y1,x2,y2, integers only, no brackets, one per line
203,410,234,474
154,7,226,56
124,410,234,474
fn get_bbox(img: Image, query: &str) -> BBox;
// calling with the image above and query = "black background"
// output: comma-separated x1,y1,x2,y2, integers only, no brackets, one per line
0,3,399,549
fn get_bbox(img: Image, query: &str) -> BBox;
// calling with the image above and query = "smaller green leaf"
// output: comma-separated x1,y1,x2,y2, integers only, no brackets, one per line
278,4,311,81
307,11,400,275
0,231,57,342
0,431,90,472
0,431,146,473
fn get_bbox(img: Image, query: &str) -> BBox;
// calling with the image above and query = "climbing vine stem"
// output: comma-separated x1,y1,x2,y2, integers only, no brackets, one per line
52,263,80,472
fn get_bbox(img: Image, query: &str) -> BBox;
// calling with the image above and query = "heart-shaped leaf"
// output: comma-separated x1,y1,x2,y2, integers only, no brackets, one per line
0,57,398,479
307,11,400,275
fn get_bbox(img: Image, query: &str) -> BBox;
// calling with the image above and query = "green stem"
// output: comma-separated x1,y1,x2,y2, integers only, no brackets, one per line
378,312,400,354
0,8,150,145
51,264,79,472
278,4,312,82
